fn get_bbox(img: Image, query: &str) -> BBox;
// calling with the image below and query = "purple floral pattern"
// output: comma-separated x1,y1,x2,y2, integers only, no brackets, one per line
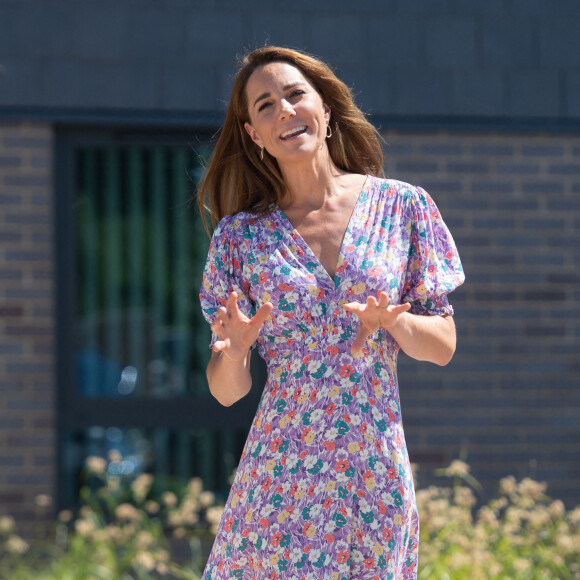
199,177,464,579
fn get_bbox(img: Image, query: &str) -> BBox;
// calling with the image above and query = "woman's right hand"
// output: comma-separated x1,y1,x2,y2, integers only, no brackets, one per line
210,292,273,361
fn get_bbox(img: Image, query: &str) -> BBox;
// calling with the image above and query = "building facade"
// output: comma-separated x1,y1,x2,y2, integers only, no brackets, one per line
1,0,579,533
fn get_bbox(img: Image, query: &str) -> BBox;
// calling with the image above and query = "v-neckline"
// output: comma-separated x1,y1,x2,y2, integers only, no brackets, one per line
276,175,370,286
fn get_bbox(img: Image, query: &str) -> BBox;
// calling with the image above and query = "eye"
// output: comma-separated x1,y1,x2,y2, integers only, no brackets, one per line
258,101,271,112
290,89,305,98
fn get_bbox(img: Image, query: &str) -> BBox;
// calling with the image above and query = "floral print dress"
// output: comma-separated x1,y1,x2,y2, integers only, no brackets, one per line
199,176,464,580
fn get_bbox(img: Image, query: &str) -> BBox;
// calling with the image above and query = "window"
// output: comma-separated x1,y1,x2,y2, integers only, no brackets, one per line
56,129,265,507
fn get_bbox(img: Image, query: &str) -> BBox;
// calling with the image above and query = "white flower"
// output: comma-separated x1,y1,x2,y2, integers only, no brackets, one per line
308,548,322,563
325,428,339,440
310,504,322,519
350,414,362,426
309,409,323,423
260,504,275,517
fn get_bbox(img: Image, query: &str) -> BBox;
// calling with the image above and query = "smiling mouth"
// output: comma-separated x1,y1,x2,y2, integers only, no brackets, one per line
280,126,307,140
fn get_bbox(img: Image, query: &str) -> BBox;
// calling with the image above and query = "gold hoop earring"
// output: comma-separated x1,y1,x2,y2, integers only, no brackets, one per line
326,124,332,139
260,145,264,161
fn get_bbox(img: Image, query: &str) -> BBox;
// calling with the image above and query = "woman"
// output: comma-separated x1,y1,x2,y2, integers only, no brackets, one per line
198,46,464,580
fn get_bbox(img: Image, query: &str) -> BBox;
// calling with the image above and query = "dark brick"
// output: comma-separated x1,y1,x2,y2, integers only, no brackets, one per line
395,161,439,173
471,181,514,193
471,144,514,156
3,175,50,187
0,344,24,354
5,325,52,336
497,235,540,247
420,144,464,156
5,362,53,374
447,162,488,174
0,456,25,467
0,269,23,280
473,291,518,302
3,137,52,148
545,273,580,284
548,236,580,247
0,231,23,242
473,217,516,228
522,253,564,267
0,193,22,204
523,217,566,229
0,418,24,428
452,199,490,210
523,291,567,302
497,162,540,175
548,163,580,175
470,253,515,265
7,398,52,410
0,305,24,317
524,325,567,337
5,213,51,225
523,181,564,194
453,235,491,247
0,156,21,167
496,199,539,211
522,145,565,156
5,250,52,261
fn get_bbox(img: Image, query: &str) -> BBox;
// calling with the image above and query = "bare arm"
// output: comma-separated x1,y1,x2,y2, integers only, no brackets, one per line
206,292,273,406
388,311,456,366
206,349,253,407
344,290,457,366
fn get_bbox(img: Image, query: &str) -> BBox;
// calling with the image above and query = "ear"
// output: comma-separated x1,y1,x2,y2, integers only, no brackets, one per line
323,103,331,123
244,122,262,147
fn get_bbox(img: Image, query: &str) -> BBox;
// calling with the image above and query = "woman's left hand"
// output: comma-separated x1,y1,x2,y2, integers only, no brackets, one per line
343,290,411,355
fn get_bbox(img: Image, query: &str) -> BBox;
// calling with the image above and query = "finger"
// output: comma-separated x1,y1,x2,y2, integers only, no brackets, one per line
343,301,364,315
350,327,370,355
366,295,378,308
251,302,273,327
377,291,390,308
216,306,229,321
226,292,239,314
391,303,411,314
212,338,230,353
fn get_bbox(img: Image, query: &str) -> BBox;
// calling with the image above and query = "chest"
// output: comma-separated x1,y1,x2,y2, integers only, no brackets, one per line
283,202,355,280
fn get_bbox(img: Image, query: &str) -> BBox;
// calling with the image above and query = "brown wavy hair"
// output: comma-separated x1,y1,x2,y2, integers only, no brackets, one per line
197,46,385,232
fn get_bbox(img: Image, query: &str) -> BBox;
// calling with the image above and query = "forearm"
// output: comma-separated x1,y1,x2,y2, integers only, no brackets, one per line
206,349,253,406
388,312,456,366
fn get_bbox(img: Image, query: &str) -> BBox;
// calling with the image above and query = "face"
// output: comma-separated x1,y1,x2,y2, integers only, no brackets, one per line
243,62,331,165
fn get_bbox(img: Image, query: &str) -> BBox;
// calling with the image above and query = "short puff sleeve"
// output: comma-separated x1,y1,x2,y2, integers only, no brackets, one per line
401,187,465,316
199,215,255,349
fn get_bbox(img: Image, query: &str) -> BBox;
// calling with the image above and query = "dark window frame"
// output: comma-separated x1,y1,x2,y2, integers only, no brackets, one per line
54,126,266,509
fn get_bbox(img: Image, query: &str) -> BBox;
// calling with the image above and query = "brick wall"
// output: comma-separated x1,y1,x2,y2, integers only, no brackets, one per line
0,122,56,533
0,121,578,534
384,128,580,507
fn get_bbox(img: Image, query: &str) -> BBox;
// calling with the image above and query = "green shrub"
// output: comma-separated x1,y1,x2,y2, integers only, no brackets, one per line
1,456,579,579
417,460,580,580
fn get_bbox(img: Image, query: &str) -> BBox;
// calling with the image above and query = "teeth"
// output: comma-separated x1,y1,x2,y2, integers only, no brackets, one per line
281,126,307,139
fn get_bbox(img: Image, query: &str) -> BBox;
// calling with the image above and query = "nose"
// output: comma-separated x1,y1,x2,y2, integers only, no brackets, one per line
279,99,296,119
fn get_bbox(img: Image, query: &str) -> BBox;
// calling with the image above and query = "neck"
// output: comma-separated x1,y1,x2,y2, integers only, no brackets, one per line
278,148,346,210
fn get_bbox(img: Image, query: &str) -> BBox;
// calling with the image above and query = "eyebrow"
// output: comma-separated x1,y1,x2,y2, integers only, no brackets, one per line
252,82,304,109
